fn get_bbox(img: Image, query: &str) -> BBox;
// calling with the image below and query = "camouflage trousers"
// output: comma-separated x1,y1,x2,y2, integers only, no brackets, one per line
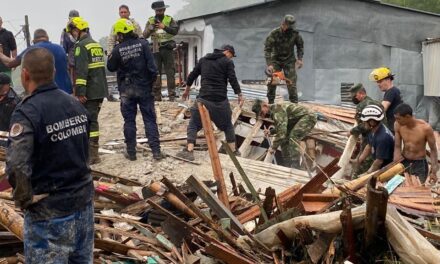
153,47,176,101
267,61,298,104
279,114,317,166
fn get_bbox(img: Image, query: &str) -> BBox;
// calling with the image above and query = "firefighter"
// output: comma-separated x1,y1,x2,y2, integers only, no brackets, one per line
68,17,108,164
107,18,163,161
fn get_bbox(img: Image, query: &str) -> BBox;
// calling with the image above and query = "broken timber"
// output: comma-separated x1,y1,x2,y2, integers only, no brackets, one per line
198,102,230,209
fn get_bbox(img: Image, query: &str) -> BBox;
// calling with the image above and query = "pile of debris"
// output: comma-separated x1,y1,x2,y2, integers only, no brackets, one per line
1,101,440,263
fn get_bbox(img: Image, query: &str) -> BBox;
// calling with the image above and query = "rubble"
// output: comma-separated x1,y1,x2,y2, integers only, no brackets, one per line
1,100,440,263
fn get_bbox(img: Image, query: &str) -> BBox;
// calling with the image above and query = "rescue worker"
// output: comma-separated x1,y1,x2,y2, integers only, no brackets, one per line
143,0,179,101
369,67,403,133
252,99,316,168
60,10,80,80
107,19,163,161
0,73,20,147
264,14,304,104
6,47,94,263
68,17,108,164
349,83,383,175
351,105,395,173
176,45,244,161
107,5,143,54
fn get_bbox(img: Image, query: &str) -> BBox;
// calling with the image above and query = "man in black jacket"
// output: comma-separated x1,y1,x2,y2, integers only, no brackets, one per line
7,47,94,262
177,45,244,161
107,19,163,161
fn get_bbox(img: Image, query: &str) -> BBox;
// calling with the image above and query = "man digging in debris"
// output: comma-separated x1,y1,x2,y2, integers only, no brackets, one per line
350,105,394,173
176,44,244,161
349,83,383,175
6,48,94,263
252,99,316,168
107,18,163,161
393,103,439,184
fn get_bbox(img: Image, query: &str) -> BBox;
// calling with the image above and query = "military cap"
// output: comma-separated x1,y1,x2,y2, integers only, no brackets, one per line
283,14,296,26
252,99,263,116
349,83,364,94
0,73,11,85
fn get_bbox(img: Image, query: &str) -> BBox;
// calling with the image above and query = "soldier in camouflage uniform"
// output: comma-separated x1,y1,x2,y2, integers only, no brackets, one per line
264,14,304,104
349,83,383,176
252,99,316,168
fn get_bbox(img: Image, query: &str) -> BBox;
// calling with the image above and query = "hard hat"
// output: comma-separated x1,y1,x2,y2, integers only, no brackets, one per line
369,67,394,82
113,19,134,34
283,14,296,27
67,17,89,32
360,105,384,122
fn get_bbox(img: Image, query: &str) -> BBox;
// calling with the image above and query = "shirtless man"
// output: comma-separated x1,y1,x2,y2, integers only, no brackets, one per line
393,103,438,184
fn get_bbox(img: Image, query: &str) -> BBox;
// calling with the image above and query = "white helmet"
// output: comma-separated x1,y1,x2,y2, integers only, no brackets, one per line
360,105,384,122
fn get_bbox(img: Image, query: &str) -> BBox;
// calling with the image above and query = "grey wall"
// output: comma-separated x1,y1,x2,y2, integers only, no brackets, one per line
202,0,440,116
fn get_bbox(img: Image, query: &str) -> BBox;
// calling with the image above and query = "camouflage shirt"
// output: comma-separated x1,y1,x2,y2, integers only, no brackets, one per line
270,102,314,149
264,27,304,65
351,96,383,136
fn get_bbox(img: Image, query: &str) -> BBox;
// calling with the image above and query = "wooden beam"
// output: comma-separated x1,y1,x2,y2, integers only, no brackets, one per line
238,119,263,158
186,175,245,235
198,102,230,209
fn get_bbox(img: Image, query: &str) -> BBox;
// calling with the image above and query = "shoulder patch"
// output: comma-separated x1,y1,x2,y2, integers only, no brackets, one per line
10,123,24,138
75,47,81,56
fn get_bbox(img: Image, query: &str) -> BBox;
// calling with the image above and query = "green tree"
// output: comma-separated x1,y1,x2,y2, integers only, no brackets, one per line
382,0,440,14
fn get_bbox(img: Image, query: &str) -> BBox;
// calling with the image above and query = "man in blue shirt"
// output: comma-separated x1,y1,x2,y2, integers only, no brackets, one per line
351,105,394,173
0,29,72,94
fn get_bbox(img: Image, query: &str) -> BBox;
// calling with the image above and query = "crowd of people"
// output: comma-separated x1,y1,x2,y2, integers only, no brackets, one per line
0,3,438,262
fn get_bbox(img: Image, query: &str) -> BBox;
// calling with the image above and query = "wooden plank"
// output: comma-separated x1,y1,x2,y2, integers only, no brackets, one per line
222,141,268,222
204,243,255,264
238,119,263,158
186,175,245,235
198,102,230,209
95,238,136,255
284,158,340,209
302,201,333,213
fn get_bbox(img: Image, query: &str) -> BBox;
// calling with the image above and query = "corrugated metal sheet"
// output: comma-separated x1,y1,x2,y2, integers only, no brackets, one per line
423,39,440,96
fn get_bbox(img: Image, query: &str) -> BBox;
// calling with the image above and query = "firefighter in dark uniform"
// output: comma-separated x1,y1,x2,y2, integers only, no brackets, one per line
107,19,163,161
0,73,20,147
6,48,94,263
68,17,108,164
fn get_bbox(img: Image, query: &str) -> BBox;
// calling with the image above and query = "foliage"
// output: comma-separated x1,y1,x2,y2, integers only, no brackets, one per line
382,0,440,14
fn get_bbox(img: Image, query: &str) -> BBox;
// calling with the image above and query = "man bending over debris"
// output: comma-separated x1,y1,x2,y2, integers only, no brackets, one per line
0,73,20,147
107,19,163,161
252,99,316,168
177,44,244,161
394,103,438,184
6,48,94,262
351,105,394,173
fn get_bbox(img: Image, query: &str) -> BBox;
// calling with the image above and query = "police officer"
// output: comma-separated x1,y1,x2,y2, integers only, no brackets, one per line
107,19,163,161
6,47,94,263
252,99,316,168
264,14,304,104
68,17,108,164
0,73,20,133
143,0,179,101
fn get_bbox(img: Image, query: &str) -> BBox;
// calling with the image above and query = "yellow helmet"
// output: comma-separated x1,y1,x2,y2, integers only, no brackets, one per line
369,67,394,82
113,18,134,34
67,17,89,32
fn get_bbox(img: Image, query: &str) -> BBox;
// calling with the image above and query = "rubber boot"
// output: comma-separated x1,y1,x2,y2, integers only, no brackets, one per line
89,137,101,165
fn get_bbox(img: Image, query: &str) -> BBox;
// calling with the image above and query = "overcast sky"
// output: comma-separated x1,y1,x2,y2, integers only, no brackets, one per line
2,0,186,52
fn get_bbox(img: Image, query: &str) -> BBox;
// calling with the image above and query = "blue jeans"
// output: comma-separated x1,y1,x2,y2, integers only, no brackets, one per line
24,202,94,263
120,95,161,154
